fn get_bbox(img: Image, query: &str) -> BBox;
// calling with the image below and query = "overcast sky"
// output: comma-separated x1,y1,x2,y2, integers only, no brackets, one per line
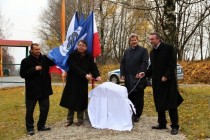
0,0,48,63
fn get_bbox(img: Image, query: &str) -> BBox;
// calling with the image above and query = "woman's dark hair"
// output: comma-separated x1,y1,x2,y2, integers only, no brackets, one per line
78,40,87,47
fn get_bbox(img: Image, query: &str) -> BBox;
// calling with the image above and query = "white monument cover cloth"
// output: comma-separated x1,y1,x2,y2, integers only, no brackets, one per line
88,82,135,131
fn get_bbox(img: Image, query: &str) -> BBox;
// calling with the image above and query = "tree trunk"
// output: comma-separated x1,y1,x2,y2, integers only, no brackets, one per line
78,0,83,16
199,26,203,60
99,1,105,64
162,0,176,46
177,48,183,61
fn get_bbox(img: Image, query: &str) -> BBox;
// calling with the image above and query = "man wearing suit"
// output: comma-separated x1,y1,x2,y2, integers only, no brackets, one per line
120,33,149,122
145,33,183,135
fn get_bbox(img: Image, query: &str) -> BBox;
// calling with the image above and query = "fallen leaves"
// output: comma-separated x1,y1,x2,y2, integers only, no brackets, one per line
179,60,210,84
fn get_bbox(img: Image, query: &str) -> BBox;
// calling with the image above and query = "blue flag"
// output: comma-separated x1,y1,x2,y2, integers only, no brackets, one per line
48,11,101,71
48,12,80,70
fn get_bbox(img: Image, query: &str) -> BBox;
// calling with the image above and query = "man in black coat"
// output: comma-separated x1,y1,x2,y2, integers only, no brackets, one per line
20,43,55,135
60,40,101,127
145,33,183,135
120,33,149,122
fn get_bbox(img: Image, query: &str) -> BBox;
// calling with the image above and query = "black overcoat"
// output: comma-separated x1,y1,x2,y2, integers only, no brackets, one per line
147,43,183,112
20,54,55,100
60,50,100,111
120,45,149,92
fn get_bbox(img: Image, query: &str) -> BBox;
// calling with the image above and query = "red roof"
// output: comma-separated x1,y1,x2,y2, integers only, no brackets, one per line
0,39,32,47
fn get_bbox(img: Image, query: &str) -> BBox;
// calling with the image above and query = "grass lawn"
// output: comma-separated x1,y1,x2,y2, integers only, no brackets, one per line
0,85,209,140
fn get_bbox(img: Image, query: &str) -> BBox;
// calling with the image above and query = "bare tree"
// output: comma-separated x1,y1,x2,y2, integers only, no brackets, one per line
94,0,151,63
0,11,15,75
175,0,210,60
37,0,210,62
204,15,210,59
38,0,90,52
0,12,12,39
38,0,151,63
144,0,210,61
198,23,204,60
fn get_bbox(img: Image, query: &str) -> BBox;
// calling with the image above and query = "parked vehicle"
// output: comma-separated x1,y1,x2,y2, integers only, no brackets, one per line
107,63,184,84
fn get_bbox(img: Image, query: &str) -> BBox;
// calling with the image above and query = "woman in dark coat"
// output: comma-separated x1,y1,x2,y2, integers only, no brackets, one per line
146,33,183,135
60,40,101,126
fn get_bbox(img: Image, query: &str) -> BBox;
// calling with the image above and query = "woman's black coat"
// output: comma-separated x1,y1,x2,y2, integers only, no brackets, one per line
20,54,55,100
147,43,183,112
60,50,100,111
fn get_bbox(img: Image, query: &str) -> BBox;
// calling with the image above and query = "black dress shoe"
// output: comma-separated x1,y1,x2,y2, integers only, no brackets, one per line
27,130,35,136
171,128,178,135
134,117,140,122
152,125,167,129
65,121,73,127
38,126,51,131
76,121,83,126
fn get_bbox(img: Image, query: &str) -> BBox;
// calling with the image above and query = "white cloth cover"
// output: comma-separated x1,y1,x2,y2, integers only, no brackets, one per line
88,82,135,131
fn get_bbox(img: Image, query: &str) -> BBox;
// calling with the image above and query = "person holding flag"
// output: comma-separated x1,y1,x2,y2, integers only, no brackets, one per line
60,40,101,126
48,10,101,126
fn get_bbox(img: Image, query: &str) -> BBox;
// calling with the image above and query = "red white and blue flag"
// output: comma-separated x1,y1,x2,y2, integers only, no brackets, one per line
48,11,80,72
48,11,101,72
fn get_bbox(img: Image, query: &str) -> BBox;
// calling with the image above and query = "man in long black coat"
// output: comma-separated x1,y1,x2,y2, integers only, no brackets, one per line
120,33,149,122
20,43,55,135
60,40,101,126
146,33,183,135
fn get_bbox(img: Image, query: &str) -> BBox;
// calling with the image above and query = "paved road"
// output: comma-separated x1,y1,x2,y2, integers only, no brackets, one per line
0,76,209,88
0,77,95,88
0,76,25,88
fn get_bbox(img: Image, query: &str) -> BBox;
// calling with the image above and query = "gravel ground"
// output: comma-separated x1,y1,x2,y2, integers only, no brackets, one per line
19,115,186,140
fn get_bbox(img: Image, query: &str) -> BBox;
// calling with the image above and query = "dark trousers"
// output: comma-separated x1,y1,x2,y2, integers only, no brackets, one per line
67,109,84,123
157,108,179,129
25,96,49,131
128,89,144,118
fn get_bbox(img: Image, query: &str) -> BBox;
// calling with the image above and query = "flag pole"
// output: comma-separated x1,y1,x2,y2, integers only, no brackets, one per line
61,0,65,43
92,10,95,89
61,0,66,86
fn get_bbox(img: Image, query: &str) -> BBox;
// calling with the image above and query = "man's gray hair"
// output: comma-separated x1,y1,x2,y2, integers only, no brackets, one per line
129,33,138,40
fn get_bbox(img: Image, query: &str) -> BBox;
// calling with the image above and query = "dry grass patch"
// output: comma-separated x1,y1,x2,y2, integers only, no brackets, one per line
179,86,210,140
0,85,209,140
0,86,66,140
